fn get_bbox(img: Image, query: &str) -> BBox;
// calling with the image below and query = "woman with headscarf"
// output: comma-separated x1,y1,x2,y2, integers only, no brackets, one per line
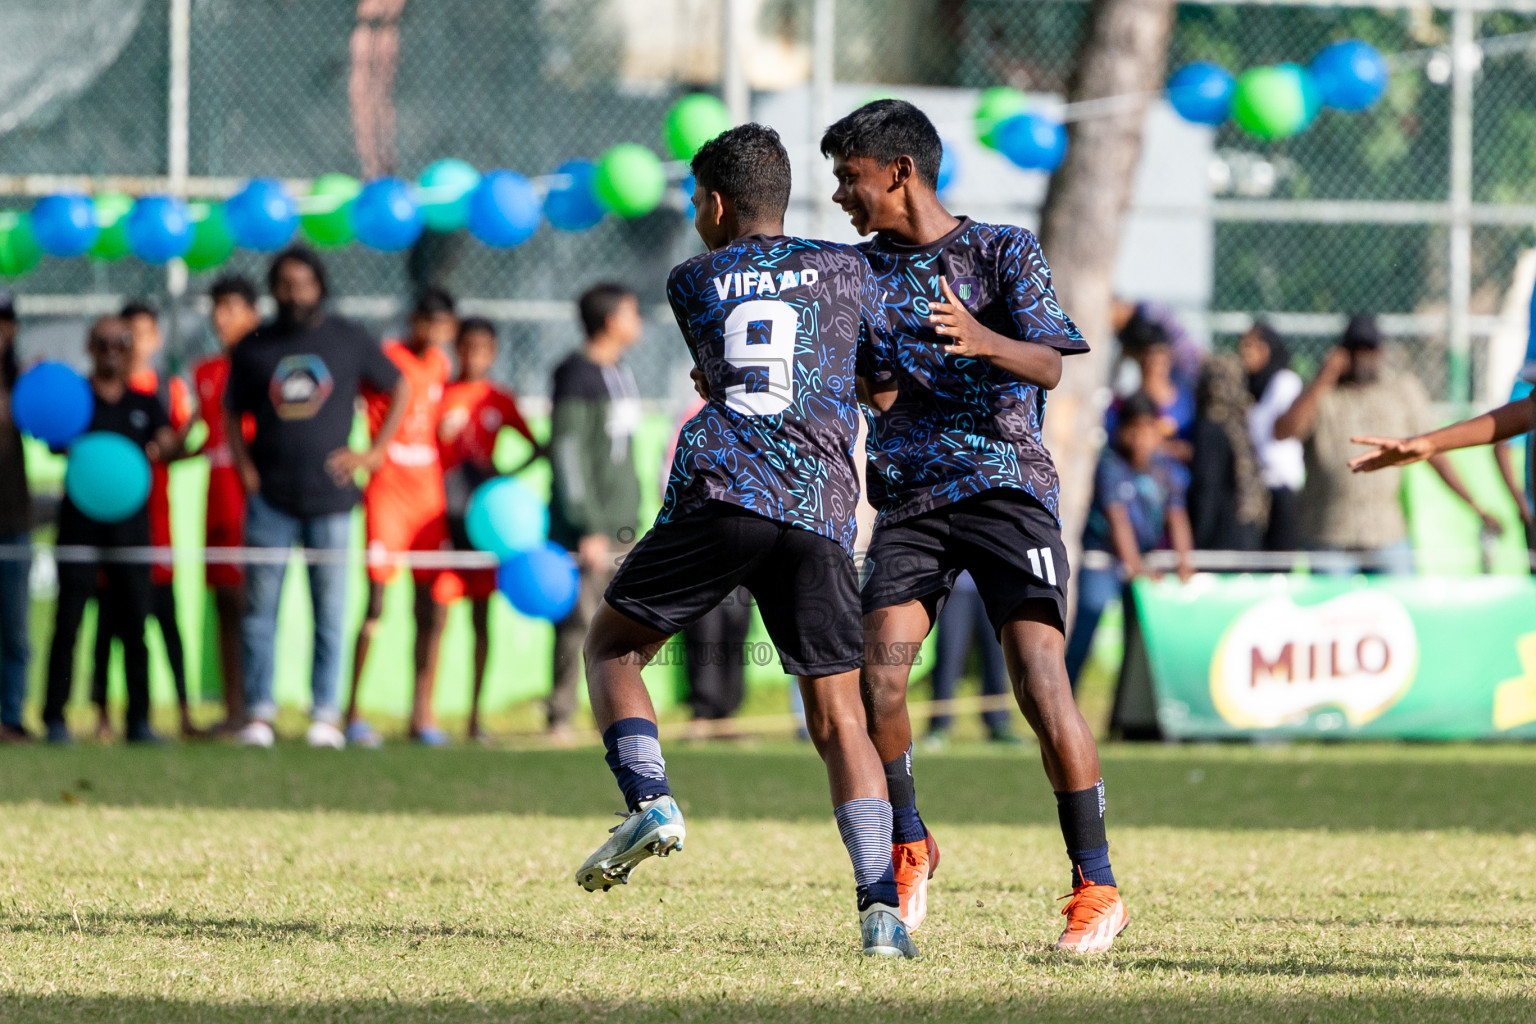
1239,321,1305,550
1188,354,1268,552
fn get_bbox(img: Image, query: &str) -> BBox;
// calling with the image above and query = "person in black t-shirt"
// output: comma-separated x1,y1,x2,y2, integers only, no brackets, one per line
0,294,31,742
42,316,183,744
223,246,408,748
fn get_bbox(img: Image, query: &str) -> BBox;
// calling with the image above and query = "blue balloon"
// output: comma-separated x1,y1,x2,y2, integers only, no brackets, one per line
995,113,1067,172
936,142,957,193
467,170,541,247
1310,39,1389,112
224,177,298,251
497,542,580,621
12,361,93,447
65,431,151,523
1167,61,1236,126
465,477,548,558
351,177,422,251
31,193,99,257
681,173,697,217
125,195,192,263
544,160,606,232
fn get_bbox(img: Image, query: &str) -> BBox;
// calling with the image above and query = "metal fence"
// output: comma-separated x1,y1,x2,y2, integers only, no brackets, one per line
3,0,1534,405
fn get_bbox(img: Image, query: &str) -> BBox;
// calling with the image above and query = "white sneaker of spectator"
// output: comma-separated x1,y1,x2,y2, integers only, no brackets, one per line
235,721,275,748
306,721,346,749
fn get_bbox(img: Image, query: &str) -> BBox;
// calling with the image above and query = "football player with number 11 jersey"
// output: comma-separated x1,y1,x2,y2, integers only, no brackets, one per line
575,123,917,959
821,99,1128,951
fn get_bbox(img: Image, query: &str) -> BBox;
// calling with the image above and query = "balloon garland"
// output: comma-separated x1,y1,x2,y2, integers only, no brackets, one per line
0,43,1389,280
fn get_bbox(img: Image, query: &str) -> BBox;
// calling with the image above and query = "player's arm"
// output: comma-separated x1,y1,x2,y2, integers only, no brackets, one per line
1348,398,1536,472
1495,441,1534,526
856,263,901,413
1274,347,1349,441
928,276,1063,389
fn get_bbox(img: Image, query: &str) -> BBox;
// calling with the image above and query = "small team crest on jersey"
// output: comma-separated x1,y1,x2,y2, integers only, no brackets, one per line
950,276,979,308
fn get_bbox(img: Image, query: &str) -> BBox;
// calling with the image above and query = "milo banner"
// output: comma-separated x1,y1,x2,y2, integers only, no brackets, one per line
1113,574,1536,740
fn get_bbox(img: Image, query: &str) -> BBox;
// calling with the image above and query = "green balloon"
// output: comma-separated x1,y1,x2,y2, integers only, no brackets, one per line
663,93,731,161
0,215,40,277
975,86,1029,150
183,202,234,272
595,144,666,219
300,173,361,248
1232,66,1308,141
89,192,134,261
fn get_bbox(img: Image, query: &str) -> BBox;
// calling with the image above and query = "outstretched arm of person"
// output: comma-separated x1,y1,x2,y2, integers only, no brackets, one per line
1166,506,1196,583
1274,347,1350,441
1348,398,1536,472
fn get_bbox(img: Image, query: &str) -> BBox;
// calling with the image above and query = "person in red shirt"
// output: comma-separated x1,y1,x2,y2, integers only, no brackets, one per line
191,275,261,734
437,316,538,741
91,300,198,740
346,288,456,746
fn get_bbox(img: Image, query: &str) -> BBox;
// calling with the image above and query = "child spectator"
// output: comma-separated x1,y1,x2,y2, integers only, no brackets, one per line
1065,393,1194,690
437,316,538,741
1239,321,1305,551
43,318,183,743
191,275,261,733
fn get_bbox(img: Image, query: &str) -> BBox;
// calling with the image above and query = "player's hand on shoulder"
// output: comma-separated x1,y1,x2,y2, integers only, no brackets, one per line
690,366,711,401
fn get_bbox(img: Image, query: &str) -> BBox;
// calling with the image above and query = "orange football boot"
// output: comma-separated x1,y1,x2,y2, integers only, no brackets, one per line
1054,869,1128,953
892,829,939,931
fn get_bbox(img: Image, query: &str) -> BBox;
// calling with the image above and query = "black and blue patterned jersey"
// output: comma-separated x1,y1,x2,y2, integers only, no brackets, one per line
659,234,891,554
858,217,1088,525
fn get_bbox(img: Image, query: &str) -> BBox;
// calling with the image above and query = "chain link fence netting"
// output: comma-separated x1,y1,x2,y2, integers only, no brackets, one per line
1,0,1533,402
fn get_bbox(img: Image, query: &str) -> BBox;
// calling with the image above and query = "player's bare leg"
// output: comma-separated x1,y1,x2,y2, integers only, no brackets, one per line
802,669,917,957
211,585,245,733
466,597,490,741
861,600,939,931
409,586,448,743
344,580,387,747
1001,599,1126,953
576,601,684,892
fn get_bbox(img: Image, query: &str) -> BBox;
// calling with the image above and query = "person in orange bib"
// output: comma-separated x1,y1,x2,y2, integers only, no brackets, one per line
92,300,198,740
191,275,261,735
437,316,539,741
346,288,456,747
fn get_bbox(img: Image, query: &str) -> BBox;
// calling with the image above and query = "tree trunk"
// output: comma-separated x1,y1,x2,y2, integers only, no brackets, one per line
1039,0,1176,580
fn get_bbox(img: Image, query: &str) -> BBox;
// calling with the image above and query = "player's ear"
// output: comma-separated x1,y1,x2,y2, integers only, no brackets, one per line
888,155,915,192
708,190,729,227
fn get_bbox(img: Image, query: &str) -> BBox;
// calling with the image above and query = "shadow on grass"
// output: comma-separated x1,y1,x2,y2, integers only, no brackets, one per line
4,744,1536,833
0,992,1528,1024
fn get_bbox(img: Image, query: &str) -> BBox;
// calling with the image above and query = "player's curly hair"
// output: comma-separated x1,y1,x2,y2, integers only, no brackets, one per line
819,99,942,190
690,122,791,224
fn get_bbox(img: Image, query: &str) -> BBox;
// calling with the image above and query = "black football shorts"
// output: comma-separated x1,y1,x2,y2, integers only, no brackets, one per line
605,501,863,676
861,488,1069,635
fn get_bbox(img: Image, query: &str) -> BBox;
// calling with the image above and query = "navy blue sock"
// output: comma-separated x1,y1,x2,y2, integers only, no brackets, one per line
883,746,927,845
1056,779,1115,888
602,718,672,811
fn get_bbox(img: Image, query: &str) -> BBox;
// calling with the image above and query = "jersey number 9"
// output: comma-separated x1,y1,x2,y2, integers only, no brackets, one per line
723,299,797,417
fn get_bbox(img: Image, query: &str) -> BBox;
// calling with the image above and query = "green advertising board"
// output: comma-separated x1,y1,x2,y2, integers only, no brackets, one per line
1115,574,1536,740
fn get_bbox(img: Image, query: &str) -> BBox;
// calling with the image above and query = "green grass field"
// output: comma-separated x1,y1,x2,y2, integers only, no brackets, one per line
4,740,1536,1023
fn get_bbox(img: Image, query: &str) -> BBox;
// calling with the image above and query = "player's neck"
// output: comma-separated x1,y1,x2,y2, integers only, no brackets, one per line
728,219,782,243
883,194,960,247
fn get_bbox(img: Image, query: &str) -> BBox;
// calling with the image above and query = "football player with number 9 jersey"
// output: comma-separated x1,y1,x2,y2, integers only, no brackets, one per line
574,123,917,959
